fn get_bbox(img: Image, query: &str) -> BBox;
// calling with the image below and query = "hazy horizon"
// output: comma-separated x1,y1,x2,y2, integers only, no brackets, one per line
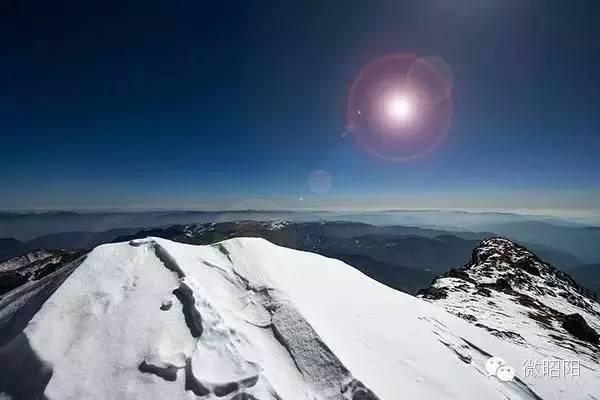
2,205,600,226
2,192,600,223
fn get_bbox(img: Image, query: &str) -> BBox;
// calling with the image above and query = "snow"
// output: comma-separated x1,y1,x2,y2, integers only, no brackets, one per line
1,237,598,399
267,220,290,230
0,250,54,273
0,249,81,286
421,238,600,399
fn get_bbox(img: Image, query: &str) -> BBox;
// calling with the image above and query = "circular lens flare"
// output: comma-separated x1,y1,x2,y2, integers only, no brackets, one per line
347,54,453,161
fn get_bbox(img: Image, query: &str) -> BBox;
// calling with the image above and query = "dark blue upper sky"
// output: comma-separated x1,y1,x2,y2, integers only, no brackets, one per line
1,1,599,213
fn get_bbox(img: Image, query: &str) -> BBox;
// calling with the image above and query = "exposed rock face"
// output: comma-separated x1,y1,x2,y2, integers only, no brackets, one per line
419,238,600,366
416,286,448,300
562,313,599,345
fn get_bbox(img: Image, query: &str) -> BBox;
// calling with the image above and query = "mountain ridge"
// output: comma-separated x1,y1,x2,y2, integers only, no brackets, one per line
419,237,600,373
4,236,596,399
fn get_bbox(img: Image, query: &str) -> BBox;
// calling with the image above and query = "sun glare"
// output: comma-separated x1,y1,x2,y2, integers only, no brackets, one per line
384,93,414,123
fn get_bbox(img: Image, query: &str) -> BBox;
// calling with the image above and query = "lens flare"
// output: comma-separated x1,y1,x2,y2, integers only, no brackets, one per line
347,54,453,161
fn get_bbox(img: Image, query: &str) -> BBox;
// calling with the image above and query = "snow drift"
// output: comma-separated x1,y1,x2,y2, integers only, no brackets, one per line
1,237,597,399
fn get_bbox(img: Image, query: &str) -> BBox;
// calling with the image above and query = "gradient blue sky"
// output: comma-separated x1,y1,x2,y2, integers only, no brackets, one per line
1,1,599,213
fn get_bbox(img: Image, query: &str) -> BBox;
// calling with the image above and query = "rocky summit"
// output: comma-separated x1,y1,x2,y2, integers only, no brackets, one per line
419,238,600,365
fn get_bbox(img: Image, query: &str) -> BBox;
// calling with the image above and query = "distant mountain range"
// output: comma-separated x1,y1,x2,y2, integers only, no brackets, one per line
0,218,594,295
2,209,599,262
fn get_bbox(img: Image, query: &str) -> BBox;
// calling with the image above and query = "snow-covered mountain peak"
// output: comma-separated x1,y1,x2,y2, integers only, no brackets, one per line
468,238,588,292
468,237,576,280
419,237,600,372
422,237,598,304
2,237,599,399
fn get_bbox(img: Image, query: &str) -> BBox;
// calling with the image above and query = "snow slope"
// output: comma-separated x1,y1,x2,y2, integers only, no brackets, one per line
1,237,597,399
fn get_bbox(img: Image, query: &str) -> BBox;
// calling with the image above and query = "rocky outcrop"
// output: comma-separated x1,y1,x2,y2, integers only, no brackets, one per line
419,238,600,364
0,250,84,295
562,313,599,345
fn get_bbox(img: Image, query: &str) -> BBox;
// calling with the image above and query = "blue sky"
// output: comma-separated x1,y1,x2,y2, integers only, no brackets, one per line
1,1,599,213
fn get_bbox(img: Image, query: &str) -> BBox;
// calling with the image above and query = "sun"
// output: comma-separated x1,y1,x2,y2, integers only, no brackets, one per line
347,54,453,160
384,93,414,123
